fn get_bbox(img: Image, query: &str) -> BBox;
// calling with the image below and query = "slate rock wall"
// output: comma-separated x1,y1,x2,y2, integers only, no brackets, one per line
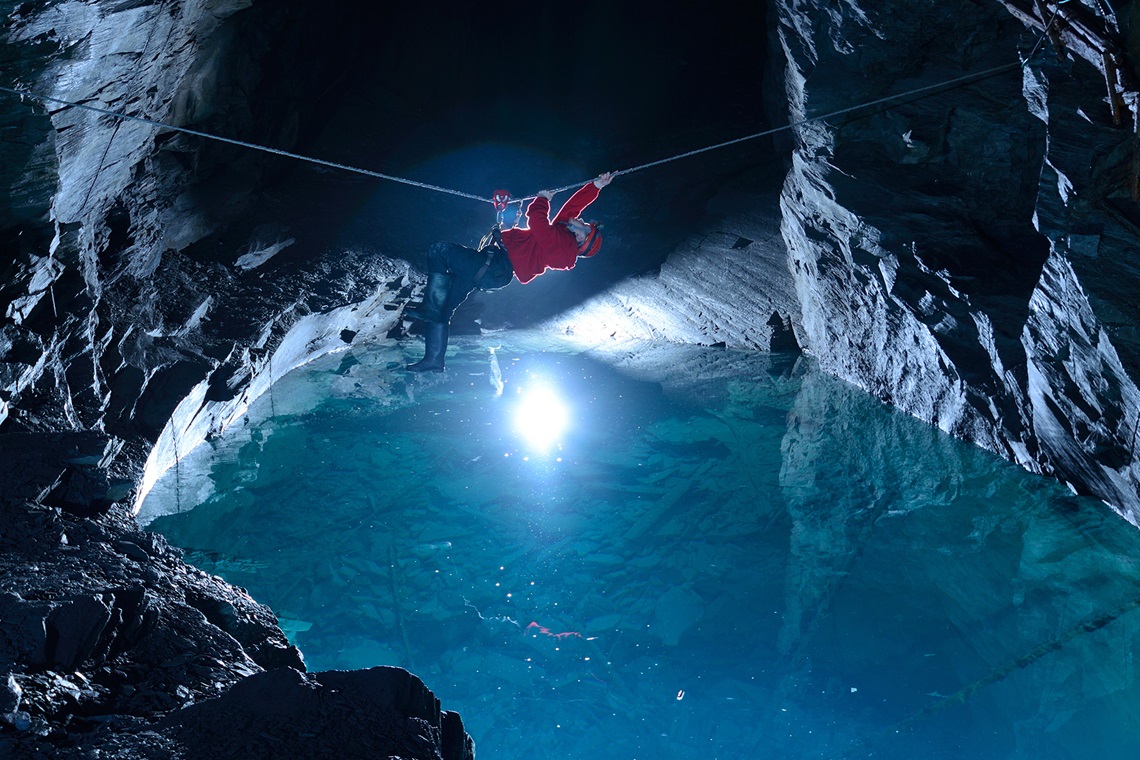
775,0,1140,521
2,0,408,485
1,2,465,754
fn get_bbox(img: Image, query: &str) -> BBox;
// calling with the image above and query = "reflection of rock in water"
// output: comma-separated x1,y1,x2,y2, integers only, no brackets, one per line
776,369,963,659
772,366,1140,755
653,585,705,646
489,346,504,397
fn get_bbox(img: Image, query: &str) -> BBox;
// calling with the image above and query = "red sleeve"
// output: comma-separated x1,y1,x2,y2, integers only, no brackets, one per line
525,196,551,230
552,183,600,224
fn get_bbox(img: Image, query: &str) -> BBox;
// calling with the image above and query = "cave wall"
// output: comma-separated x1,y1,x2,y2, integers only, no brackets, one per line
2,0,412,499
773,0,1140,522
1,1,460,753
6,0,1140,750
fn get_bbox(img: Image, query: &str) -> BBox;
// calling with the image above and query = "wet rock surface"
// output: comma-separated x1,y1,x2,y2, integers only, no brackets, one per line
4,0,1140,755
775,0,1140,520
0,493,472,759
540,176,803,352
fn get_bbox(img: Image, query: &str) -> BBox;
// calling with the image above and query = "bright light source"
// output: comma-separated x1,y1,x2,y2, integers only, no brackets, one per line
514,385,569,451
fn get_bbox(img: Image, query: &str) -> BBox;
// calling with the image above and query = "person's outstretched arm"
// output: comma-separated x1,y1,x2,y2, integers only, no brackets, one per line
554,172,613,223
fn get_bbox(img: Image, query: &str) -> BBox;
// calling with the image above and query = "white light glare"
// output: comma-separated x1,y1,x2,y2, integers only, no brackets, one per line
514,385,569,451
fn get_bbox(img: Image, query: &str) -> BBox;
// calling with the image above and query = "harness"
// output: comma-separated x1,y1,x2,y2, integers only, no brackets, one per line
473,250,497,283
473,224,513,290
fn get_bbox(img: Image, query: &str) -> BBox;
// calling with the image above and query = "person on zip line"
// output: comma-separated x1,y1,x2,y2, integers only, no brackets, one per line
405,172,614,372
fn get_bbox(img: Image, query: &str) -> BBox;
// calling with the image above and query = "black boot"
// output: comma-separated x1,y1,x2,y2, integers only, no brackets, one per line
405,272,453,323
406,321,449,372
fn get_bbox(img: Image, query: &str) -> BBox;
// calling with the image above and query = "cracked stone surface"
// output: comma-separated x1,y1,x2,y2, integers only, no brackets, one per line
3,0,1140,754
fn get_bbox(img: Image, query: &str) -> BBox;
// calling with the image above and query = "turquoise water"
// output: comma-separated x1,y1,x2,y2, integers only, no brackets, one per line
142,336,1140,759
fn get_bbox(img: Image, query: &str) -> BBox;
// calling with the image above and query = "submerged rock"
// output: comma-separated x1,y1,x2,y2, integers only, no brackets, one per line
653,586,706,646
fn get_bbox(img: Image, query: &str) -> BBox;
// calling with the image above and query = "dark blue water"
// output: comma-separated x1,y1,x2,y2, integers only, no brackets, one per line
141,336,1140,759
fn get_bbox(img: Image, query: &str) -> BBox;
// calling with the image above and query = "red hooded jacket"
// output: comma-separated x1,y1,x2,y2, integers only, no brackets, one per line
501,182,600,284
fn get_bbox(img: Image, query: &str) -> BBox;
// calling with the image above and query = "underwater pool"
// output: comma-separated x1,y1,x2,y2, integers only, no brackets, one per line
140,334,1140,759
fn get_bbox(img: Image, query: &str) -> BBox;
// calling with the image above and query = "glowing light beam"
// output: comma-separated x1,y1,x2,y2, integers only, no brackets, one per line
514,385,569,452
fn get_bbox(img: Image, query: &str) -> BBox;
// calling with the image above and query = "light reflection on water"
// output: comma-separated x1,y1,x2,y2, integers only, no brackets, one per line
142,337,1140,759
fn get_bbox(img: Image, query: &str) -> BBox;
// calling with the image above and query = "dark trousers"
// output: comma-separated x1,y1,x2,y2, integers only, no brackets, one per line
427,241,512,321
427,242,481,321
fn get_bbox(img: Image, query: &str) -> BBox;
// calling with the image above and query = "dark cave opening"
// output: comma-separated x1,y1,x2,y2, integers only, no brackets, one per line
179,2,787,327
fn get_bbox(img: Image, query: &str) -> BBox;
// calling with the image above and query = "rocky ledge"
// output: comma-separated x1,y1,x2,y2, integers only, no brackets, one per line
0,431,472,758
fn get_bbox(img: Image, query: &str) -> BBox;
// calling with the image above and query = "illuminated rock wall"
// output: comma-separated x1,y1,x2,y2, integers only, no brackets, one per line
1,2,463,755
775,0,1140,521
4,0,1140,751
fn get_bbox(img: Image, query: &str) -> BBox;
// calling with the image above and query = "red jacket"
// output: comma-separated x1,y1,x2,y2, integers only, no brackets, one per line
501,182,600,284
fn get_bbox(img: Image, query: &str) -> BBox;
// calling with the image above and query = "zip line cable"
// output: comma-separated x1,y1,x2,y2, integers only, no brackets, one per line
537,10,1060,198
0,14,1059,207
579,9,1061,195
0,83,490,204
584,62,1024,191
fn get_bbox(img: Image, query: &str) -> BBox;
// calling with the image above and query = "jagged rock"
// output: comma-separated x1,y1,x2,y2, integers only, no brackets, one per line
154,666,473,760
1,673,22,717
0,593,50,668
5,0,1140,755
45,594,115,671
0,495,469,758
774,0,1140,519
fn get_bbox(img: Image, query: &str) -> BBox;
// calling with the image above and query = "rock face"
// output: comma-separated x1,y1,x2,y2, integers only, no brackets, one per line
771,0,1140,521
0,466,471,758
542,177,803,353
4,0,1140,753
2,0,467,753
